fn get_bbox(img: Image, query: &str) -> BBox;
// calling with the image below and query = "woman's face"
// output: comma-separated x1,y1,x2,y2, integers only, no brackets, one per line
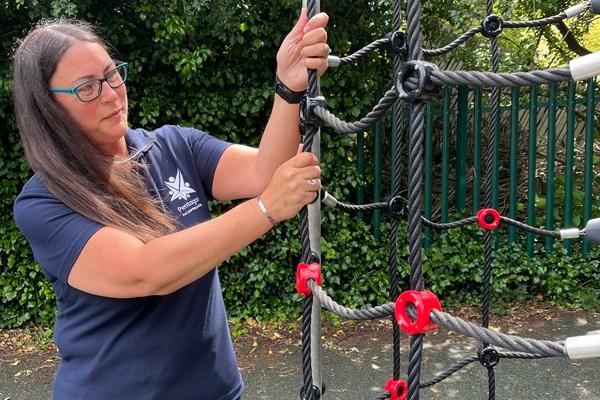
49,41,128,156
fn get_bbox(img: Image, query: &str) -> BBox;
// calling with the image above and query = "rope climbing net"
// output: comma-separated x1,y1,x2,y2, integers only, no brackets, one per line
295,0,600,399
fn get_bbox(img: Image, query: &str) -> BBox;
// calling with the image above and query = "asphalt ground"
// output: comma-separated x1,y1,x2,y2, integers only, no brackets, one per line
1,306,599,400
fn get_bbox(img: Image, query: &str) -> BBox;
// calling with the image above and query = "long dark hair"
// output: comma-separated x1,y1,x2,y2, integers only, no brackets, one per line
13,19,177,242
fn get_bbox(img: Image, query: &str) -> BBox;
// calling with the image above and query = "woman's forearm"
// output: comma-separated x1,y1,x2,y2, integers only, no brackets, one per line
254,95,302,188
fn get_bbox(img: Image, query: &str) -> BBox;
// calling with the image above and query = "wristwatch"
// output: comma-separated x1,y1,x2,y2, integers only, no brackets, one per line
275,75,306,104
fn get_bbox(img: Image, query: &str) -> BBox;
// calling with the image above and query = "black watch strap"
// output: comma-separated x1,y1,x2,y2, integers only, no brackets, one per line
275,75,306,104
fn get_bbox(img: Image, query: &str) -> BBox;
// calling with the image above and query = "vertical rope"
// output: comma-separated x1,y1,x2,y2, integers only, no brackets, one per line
298,1,320,398
482,0,501,399
405,0,426,397
390,0,404,381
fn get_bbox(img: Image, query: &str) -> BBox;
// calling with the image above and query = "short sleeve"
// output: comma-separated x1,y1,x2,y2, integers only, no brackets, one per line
179,127,231,199
13,176,103,284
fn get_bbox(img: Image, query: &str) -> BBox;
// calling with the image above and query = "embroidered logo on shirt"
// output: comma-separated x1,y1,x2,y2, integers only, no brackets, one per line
165,169,196,202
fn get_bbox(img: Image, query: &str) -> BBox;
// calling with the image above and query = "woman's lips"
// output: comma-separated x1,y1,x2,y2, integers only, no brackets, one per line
104,107,122,121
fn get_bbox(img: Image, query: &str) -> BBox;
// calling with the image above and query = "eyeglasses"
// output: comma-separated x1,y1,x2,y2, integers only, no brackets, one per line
48,62,128,102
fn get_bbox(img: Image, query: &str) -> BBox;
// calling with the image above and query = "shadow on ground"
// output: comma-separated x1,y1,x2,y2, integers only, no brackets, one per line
1,305,599,400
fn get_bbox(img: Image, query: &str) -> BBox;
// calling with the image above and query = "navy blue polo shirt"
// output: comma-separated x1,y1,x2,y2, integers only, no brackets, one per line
13,125,242,400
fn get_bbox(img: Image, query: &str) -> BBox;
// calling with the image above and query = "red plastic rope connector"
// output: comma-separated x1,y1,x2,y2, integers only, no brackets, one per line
385,378,407,400
296,262,322,296
477,208,501,230
395,290,442,335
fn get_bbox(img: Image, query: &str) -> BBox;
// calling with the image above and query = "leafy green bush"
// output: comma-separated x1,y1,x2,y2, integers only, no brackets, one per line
1,0,599,328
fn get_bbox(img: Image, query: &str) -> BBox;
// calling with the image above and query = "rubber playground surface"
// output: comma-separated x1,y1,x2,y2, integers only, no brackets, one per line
1,305,599,400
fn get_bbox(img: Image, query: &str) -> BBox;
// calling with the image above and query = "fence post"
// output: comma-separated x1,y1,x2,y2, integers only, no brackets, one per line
373,105,383,242
356,129,365,221
472,86,482,214
564,82,576,253
583,78,596,257
456,85,468,212
527,85,538,257
424,103,433,248
509,87,520,243
441,87,451,223
545,85,557,254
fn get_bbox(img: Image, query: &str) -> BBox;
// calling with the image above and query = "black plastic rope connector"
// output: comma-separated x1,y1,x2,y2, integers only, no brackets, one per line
307,251,320,265
386,31,408,55
395,60,440,103
481,15,504,38
478,346,500,368
300,385,321,400
300,95,326,128
387,196,407,219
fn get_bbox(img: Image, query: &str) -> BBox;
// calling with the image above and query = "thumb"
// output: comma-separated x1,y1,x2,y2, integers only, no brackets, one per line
289,8,308,36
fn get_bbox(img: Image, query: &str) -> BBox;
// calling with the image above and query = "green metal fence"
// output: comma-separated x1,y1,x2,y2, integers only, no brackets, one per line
356,79,599,257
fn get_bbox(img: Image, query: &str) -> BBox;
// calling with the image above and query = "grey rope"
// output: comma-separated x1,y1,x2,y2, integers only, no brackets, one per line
423,12,576,57
391,0,405,380
340,38,391,64
309,280,394,320
333,4,589,63
329,194,565,238
420,351,550,388
430,310,567,357
421,216,478,230
313,68,572,134
428,68,572,87
313,88,397,133
420,356,479,388
503,13,568,29
423,26,482,57
500,216,561,238
499,351,550,360
309,280,567,358
336,201,389,212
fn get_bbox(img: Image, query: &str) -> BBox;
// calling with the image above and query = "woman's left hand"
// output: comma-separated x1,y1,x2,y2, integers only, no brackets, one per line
276,8,330,92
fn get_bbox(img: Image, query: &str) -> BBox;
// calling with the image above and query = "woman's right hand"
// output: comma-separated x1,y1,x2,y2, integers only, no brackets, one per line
259,151,321,223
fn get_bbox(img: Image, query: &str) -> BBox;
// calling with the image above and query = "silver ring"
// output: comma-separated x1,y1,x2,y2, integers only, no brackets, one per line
307,179,317,187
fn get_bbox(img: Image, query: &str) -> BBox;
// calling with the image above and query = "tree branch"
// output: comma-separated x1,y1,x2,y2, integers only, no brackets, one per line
555,20,591,56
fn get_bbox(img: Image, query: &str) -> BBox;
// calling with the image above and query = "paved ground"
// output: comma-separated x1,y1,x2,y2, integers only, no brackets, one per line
1,305,599,400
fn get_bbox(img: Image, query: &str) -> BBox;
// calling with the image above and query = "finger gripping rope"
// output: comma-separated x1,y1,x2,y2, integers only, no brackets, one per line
477,208,501,230
296,262,322,296
395,290,442,335
385,378,408,400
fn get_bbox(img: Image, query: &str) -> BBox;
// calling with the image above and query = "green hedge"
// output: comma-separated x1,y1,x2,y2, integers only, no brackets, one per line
1,0,599,328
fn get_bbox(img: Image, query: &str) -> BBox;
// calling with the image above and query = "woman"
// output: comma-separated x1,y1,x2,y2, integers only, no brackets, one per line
12,9,329,400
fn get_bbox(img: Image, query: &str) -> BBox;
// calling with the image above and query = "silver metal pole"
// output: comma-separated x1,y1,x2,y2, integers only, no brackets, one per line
308,133,322,394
